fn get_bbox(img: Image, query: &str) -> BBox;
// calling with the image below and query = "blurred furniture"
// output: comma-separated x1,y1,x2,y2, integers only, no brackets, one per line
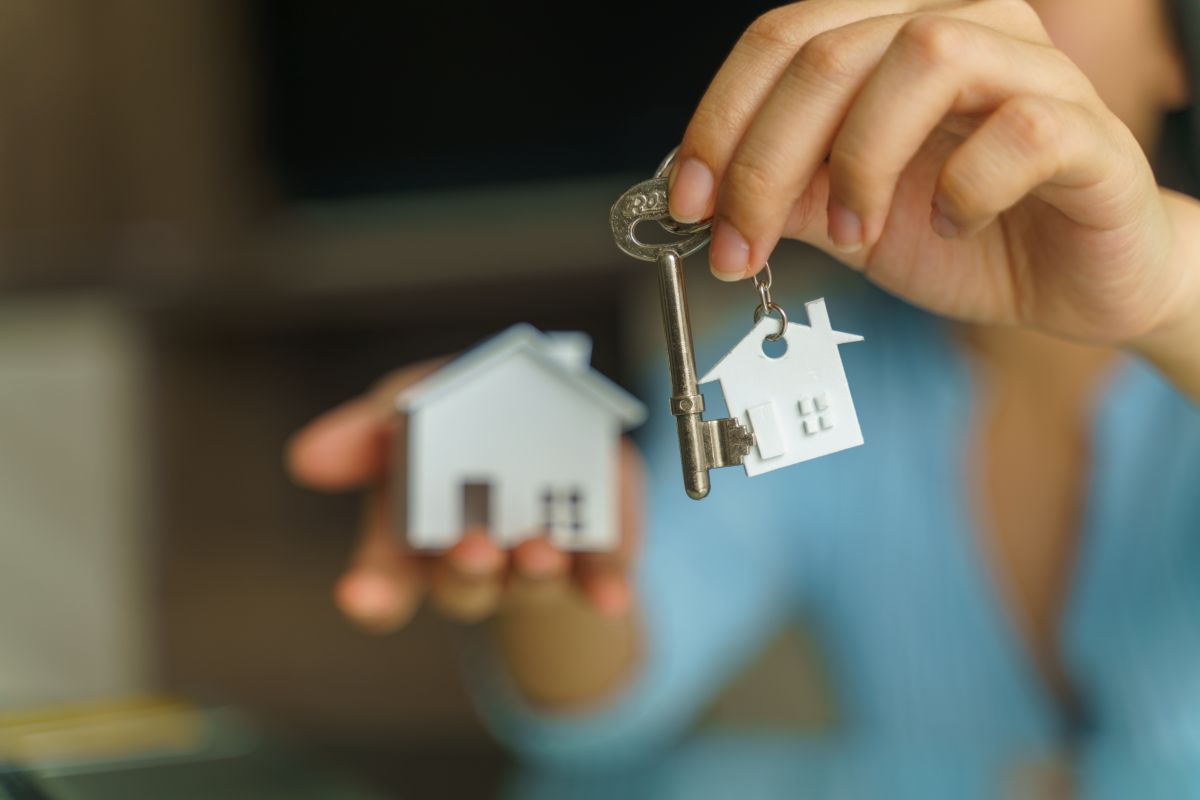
0,299,153,707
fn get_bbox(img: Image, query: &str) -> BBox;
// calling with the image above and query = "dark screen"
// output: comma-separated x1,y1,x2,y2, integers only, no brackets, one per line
252,2,781,199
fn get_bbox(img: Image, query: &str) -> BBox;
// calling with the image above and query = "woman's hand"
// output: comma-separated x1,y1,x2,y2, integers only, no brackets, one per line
286,359,643,635
668,0,1200,357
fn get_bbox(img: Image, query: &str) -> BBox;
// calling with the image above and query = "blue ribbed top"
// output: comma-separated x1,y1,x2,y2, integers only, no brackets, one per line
459,285,1200,774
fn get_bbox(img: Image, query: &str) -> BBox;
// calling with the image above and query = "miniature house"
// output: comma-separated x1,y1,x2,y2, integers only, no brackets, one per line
700,298,864,477
394,324,646,551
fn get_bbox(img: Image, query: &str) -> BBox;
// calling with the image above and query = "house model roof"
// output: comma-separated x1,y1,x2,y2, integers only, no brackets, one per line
395,323,648,428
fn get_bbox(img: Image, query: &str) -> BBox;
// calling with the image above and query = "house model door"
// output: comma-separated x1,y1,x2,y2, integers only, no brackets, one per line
462,481,492,532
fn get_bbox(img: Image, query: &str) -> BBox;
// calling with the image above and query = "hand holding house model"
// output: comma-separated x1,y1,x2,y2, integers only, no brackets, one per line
394,324,646,552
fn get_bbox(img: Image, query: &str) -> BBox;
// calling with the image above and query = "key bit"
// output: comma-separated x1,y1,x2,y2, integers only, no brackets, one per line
703,418,755,469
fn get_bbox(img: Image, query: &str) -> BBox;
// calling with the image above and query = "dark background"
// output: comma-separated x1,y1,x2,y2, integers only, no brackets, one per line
251,2,776,197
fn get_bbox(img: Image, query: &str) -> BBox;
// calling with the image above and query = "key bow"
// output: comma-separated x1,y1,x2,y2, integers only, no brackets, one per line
609,176,712,262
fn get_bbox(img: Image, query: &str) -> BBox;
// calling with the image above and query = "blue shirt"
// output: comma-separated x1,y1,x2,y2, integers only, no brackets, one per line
458,282,1200,770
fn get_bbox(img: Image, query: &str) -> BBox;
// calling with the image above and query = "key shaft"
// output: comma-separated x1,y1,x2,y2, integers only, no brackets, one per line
656,250,710,499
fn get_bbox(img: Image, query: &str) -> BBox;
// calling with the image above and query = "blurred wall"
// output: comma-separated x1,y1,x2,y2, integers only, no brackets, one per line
0,0,258,287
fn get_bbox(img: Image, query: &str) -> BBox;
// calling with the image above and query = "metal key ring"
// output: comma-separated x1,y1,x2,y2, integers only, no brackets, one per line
753,301,788,342
753,262,773,307
750,261,787,341
655,146,681,179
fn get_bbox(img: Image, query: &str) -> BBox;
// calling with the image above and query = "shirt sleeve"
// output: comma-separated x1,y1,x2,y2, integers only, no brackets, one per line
454,368,804,769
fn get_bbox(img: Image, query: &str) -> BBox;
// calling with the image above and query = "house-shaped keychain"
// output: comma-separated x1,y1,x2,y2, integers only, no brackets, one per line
394,324,646,552
700,298,864,477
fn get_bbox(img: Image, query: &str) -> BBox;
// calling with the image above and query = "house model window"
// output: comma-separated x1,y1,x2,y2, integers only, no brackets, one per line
393,324,645,552
541,487,585,540
798,392,835,435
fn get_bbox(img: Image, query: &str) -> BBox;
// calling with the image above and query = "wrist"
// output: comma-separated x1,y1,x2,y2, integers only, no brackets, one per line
1126,191,1200,400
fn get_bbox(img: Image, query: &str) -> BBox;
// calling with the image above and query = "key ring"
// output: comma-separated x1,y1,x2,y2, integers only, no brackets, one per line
752,262,788,341
753,261,773,308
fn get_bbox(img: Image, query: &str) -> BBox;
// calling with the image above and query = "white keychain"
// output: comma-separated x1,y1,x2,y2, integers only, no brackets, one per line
699,265,863,477
610,148,865,497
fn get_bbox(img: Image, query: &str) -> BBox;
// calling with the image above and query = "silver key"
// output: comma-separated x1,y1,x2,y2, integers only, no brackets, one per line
610,154,754,500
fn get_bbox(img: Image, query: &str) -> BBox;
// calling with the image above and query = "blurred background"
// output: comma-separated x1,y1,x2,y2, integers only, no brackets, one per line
0,1,856,795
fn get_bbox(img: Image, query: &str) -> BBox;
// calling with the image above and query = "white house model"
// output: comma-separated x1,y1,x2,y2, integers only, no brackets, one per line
394,324,646,551
700,298,864,477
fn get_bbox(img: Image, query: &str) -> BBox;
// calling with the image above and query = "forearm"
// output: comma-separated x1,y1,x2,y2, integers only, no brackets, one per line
490,583,642,709
1129,191,1200,403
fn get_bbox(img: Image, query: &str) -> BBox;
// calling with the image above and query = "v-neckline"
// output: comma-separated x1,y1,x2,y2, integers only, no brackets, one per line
935,321,1136,734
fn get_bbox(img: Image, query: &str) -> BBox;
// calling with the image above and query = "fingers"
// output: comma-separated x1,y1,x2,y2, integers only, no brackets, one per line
338,514,573,630
428,531,508,623
333,433,645,630
287,396,395,491
826,17,1093,252
511,536,570,581
709,14,902,279
670,0,942,225
576,561,635,618
335,490,424,634
335,567,422,635
505,537,575,612
287,359,446,491
676,0,1074,279
933,96,1114,237
780,163,834,245
575,439,644,617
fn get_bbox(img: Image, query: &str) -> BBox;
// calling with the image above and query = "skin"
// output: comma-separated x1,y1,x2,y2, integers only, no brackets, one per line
288,0,1200,711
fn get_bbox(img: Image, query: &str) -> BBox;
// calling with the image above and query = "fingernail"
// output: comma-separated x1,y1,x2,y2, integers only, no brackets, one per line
710,219,750,280
668,157,713,223
590,574,632,617
452,535,503,577
518,542,567,579
827,200,863,253
930,201,960,239
341,574,398,620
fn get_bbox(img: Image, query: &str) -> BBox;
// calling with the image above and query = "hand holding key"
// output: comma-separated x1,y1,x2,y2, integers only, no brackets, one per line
286,358,644,634
612,153,755,500
666,0,1200,384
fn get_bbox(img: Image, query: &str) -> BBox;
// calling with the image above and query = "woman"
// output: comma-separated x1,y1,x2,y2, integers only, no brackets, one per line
288,0,1200,763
